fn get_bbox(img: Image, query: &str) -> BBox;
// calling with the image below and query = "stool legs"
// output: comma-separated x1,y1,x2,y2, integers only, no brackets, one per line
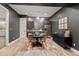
27,42,33,50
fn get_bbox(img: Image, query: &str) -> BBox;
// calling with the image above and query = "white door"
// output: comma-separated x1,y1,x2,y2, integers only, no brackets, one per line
20,18,27,38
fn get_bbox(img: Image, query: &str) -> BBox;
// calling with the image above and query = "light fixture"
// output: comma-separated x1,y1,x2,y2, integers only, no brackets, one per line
40,18,44,22
28,17,32,21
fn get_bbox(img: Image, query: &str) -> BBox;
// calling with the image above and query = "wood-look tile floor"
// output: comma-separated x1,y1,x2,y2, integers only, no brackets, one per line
0,37,79,56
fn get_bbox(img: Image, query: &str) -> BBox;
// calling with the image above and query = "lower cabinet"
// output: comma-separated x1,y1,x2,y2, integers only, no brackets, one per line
53,34,72,49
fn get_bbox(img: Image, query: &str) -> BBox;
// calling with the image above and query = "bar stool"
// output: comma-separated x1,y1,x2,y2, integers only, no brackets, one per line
27,33,34,50
40,33,47,49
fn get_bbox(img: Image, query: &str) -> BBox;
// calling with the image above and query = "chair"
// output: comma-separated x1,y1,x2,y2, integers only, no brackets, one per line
27,33,34,50
40,33,47,49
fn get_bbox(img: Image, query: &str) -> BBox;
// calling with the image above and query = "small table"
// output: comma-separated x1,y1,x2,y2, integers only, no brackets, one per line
33,36,43,47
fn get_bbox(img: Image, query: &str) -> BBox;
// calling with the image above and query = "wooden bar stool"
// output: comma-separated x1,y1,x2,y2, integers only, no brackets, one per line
40,34,47,49
27,33,34,50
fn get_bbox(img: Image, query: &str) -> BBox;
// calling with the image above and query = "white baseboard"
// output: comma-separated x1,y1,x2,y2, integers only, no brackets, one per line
8,38,20,46
71,48,79,52
8,37,28,46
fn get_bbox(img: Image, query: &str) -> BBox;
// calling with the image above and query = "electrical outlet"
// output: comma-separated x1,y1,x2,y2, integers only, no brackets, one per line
73,43,76,46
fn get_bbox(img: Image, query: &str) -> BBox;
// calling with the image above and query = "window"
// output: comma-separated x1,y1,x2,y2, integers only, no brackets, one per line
59,17,68,29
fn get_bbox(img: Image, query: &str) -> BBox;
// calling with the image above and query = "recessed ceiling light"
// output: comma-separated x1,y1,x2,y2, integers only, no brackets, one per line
28,17,33,21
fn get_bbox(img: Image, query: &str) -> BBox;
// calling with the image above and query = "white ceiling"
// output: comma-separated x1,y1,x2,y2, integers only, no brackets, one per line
9,5,62,17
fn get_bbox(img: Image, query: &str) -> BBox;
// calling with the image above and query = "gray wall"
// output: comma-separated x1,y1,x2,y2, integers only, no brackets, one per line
50,6,79,50
2,4,20,43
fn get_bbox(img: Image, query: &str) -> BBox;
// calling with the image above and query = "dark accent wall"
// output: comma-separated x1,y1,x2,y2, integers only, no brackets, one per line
2,4,20,43
50,5,79,50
